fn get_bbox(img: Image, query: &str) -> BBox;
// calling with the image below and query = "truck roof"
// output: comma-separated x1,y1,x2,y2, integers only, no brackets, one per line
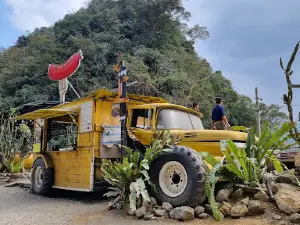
132,103,204,118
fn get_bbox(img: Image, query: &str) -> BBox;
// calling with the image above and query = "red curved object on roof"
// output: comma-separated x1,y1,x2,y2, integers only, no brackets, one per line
47,50,83,81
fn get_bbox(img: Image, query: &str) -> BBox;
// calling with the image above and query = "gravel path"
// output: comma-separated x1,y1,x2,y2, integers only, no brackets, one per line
0,186,275,225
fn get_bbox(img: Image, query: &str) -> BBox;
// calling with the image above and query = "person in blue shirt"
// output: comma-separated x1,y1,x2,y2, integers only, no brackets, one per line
211,97,230,130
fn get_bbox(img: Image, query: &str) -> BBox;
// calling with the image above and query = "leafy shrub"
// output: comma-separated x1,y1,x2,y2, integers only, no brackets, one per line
101,130,179,212
200,121,293,221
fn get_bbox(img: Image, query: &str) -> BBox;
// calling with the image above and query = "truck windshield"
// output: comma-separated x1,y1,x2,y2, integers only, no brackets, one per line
157,109,204,130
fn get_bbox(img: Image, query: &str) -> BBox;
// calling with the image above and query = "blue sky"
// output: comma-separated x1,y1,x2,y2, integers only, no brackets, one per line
1,0,300,115
0,1,21,47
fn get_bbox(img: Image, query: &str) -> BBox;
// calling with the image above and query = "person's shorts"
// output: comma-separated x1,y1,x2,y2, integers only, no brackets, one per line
214,121,227,130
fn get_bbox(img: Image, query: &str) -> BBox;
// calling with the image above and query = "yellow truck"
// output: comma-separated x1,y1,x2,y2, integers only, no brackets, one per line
14,60,247,207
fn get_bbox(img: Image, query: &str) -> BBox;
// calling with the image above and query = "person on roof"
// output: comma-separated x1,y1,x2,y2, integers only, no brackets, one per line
211,97,230,130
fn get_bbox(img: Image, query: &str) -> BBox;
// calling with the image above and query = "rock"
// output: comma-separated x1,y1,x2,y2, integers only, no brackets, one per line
162,202,173,212
248,200,265,216
277,183,300,192
275,189,300,214
198,213,209,219
231,188,244,199
276,173,298,185
169,209,175,219
150,197,158,206
241,197,250,206
216,188,233,202
236,184,258,193
219,202,232,216
254,191,269,202
135,206,146,219
290,213,300,223
171,206,194,221
153,209,167,217
144,214,155,220
268,181,279,195
249,181,259,187
272,214,282,220
128,209,135,216
230,203,248,218
194,206,205,216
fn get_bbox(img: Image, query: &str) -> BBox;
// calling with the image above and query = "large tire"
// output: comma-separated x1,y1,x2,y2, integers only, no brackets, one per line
31,158,54,195
149,145,208,207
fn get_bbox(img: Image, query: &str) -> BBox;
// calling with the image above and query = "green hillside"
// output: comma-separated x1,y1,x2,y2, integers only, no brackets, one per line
0,0,282,128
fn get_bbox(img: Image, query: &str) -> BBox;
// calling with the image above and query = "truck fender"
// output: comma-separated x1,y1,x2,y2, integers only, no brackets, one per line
34,154,54,169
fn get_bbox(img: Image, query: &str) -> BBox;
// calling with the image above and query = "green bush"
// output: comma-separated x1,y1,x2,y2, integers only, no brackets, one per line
101,131,179,212
200,121,293,221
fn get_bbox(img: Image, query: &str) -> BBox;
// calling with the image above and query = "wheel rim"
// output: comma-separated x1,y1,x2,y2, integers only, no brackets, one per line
158,161,188,198
34,166,43,188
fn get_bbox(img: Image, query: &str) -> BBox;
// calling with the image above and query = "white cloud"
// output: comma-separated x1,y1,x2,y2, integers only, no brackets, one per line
4,0,88,31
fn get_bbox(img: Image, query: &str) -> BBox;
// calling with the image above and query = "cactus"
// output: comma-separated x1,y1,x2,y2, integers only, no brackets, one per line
280,42,300,142
0,109,32,171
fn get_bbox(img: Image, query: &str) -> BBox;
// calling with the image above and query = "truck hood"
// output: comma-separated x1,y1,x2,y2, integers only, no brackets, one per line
175,130,248,142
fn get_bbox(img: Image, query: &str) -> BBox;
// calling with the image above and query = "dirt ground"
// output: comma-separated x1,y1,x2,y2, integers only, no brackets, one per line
0,186,282,225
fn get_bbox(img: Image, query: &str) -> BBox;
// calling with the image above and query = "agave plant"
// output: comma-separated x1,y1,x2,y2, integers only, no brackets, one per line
101,130,178,212
200,121,293,221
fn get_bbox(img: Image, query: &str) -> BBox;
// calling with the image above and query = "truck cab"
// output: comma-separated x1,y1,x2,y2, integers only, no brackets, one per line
127,103,247,157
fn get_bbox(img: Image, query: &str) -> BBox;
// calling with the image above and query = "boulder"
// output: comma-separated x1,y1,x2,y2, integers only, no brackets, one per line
290,213,300,223
235,184,258,193
144,214,155,220
194,206,205,217
231,188,244,199
241,197,250,206
162,202,173,212
216,188,233,202
198,213,209,219
230,202,248,218
254,191,269,202
171,206,194,221
153,209,167,217
135,206,147,219
275,189,300,214
268,181,279,195
276,172,298,185
219,202,232,216
248,200,265,216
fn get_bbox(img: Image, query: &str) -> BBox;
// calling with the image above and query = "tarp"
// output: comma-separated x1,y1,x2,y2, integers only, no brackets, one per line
13,109,77,120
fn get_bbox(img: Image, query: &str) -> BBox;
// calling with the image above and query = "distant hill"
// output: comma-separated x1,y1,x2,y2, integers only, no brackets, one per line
0,47,5,53
0,0,286,128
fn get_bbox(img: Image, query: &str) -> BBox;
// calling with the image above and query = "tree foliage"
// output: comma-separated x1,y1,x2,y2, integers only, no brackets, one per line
0,0,287,128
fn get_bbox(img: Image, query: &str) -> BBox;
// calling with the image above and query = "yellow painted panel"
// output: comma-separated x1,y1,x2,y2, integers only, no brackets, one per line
68,182,90,189
78,133,93,147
